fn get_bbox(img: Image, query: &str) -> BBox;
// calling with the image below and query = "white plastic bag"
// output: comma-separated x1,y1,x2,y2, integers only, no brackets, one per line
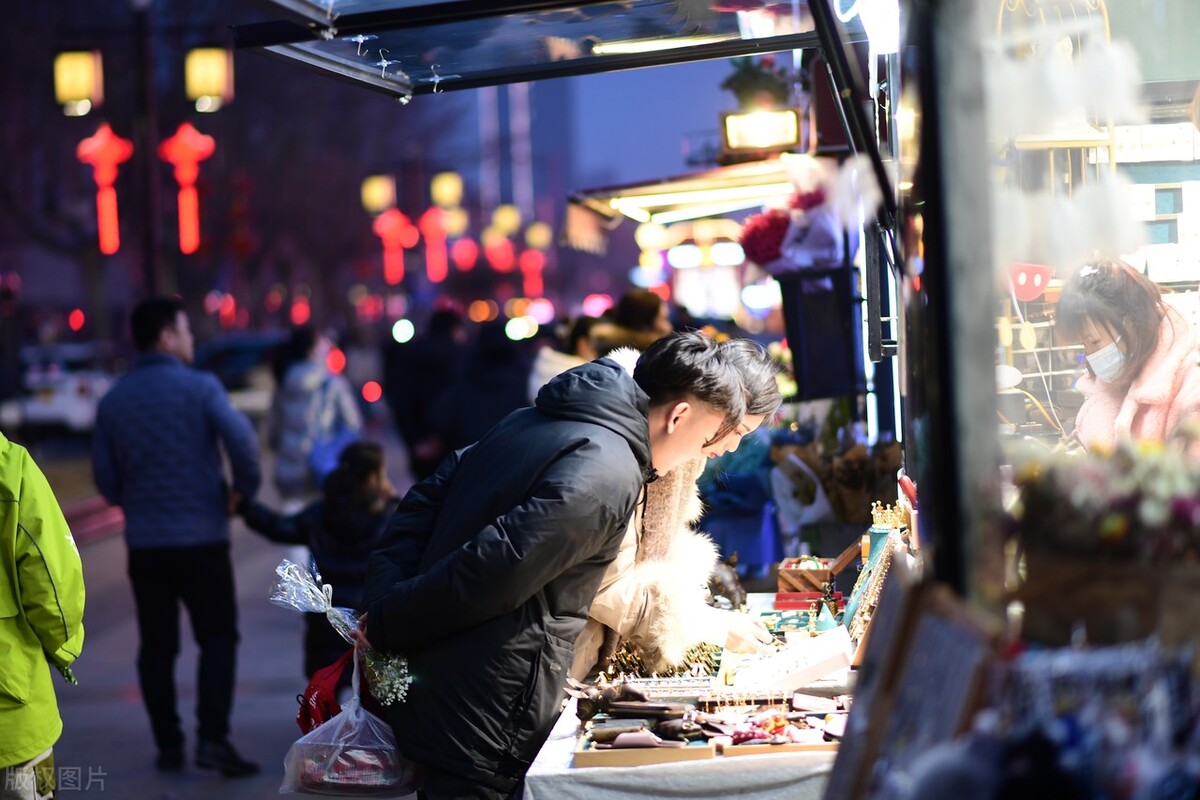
281,646,420,796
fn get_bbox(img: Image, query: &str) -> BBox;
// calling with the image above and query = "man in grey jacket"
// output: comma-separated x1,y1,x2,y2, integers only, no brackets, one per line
92,296,261,777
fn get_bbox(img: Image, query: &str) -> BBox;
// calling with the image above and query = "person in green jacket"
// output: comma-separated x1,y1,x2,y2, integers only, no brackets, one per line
0,432,85,800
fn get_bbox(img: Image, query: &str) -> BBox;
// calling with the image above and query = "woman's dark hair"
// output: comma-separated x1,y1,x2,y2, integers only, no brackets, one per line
322,441,384,516
633,330,747,445
130,296,185,352
612,289,666,333
562,315,600,356
1056,259,1166,385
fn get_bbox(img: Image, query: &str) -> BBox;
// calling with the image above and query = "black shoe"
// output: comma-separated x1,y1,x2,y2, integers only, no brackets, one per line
195,739,260,778
155,746,184,772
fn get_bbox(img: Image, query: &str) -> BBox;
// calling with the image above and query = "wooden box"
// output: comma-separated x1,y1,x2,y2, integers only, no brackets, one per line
722,740,839,757
777,541,862,593
572,737,716,768
777,561,832,592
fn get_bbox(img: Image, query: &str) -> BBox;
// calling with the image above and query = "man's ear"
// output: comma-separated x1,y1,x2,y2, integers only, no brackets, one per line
665,400,691,433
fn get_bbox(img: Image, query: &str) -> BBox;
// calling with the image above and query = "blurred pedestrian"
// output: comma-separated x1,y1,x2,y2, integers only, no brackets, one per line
91,296,261,777
363,331,772,800
430,320,531,451
238,441,398,680
382,305,467,480
527,315,599,403
268,327,363,509
0,433,85,800
591,288,674,356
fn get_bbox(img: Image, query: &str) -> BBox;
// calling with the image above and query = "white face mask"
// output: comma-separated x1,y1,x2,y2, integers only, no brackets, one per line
1086,338,1124,384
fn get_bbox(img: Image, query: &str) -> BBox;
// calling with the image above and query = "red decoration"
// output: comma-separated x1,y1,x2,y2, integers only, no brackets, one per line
372,208,419,285
158,123,215,255
519,249,545,297
451,237,479,271
739,207,791,266
486,238,515,273
418,207,448,284
76,123,133,255
1009,262,1054,302
790,188,826,211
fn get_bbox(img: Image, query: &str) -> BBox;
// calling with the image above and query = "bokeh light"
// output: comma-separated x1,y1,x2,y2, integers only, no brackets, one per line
326,346,346,374
391,318,415,343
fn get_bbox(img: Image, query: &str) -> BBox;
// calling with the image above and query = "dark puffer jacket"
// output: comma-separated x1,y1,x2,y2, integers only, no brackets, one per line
364,358,653,792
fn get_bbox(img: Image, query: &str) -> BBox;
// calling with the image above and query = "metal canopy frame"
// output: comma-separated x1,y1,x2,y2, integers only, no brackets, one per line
234,0,867,99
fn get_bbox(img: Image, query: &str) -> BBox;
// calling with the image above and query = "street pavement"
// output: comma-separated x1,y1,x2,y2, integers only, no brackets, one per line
39,421,418,799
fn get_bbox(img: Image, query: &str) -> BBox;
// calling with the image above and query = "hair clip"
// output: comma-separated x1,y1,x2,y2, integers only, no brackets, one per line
1078,265,1100,278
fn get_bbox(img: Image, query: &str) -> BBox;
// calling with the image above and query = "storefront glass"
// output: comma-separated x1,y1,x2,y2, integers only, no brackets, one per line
900,0,1200,614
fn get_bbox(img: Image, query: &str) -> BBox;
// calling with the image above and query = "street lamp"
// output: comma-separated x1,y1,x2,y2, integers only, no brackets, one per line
185,47,234,113
54,51,104,117
361,174,397,215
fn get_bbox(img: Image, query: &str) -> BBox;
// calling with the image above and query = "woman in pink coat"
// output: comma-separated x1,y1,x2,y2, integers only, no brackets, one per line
1055,259,1200,450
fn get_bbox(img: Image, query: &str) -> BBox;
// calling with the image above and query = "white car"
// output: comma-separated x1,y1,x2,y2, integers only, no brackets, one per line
11,343,118,433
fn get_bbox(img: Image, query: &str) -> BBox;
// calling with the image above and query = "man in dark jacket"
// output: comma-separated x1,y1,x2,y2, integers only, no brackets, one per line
364,331,772,799
92,296,261,777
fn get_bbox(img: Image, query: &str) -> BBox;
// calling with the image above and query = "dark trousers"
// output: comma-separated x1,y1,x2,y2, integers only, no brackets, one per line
127,543,239,750
417,768,523,800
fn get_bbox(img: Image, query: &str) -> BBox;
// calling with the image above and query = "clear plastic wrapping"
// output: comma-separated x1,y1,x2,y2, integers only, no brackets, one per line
270,559,411,705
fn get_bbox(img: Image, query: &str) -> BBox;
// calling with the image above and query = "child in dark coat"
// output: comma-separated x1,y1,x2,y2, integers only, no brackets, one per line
239,441,398,678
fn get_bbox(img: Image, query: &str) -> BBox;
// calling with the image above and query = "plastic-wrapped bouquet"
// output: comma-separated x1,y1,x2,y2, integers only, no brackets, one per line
270,559,412,705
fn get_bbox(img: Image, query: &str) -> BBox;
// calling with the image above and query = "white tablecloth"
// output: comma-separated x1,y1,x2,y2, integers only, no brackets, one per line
523,700,835,800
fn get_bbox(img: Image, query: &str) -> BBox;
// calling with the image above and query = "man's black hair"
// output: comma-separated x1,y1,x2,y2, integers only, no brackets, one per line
130,296,185,353
633,330,747,444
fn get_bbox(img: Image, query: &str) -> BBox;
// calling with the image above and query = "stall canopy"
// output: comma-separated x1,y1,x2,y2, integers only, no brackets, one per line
569,156,799,228
233,0,863,100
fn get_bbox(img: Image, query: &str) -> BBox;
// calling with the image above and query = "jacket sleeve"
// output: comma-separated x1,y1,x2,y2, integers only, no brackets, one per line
239,500,307,545
364,449,465,629
90,404,121,506
17,451,85,671
203,375,262,498
368,477,629,654
585,522,649,638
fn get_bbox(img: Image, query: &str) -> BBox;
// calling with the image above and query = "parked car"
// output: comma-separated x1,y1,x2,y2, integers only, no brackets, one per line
5,342,119,433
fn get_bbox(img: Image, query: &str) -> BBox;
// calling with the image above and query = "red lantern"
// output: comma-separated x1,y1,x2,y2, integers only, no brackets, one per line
419,207,448,283
76,124,133,255
519,249,545,297
372,208,419,285
158,123,215,255
451,237,479,271
486,238,515,273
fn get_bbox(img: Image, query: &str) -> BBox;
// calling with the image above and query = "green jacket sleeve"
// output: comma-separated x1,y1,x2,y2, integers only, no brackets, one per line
16,449,86,673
